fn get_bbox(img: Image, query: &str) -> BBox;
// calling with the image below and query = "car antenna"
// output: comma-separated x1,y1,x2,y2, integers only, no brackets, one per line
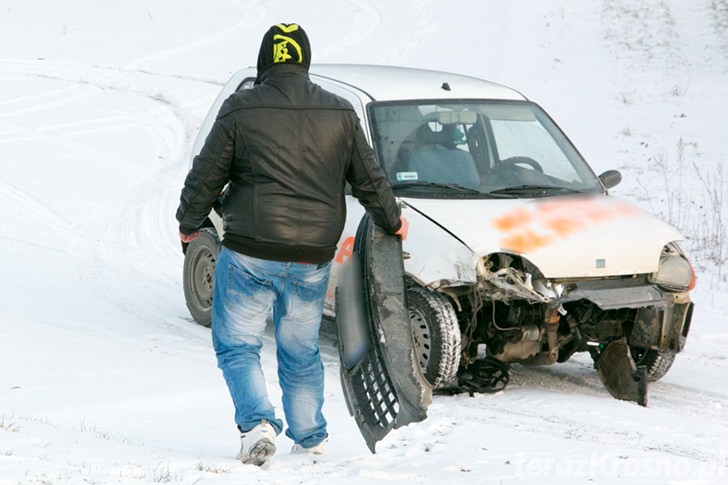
441,81,451,91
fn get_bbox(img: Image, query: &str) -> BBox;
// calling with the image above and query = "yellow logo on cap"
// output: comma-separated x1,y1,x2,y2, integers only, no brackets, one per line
272,24,303,64
275,23,300,33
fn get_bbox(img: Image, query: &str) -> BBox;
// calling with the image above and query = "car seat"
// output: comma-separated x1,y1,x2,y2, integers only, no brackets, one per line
407,124,480,188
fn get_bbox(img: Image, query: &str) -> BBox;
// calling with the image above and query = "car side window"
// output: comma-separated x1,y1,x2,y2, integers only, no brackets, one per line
236,77,256,91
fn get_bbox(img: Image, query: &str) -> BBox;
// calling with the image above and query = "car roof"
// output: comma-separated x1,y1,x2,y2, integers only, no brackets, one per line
228,64,528,103
307,64,528,102
309,64,526,101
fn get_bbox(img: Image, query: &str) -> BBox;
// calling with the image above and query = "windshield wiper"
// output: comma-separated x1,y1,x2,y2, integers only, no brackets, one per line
485,185,585,197
392,181,481,194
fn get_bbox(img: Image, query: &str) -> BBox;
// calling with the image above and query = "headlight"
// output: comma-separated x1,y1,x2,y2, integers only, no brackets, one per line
650,254,695,291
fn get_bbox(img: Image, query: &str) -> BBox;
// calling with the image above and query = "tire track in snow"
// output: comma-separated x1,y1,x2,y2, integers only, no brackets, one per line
0,0,263,114
0,60,102,116
0,63,204,241
0,179,76,238
0,0,271,342
119,0,267,72
0,108,157,250
0,83,188,227
0,60,222,120
377,0,442,66
67,0,267,334
70,107,197,332
70,0,266,263
0,0,260,116
1,74,200,337
315,0,381,59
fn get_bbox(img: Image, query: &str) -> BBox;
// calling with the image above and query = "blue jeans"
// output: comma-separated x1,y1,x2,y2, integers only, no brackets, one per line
211,247,330,448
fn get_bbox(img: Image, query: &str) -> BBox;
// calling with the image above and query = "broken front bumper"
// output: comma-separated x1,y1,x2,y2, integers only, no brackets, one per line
336,214,432,452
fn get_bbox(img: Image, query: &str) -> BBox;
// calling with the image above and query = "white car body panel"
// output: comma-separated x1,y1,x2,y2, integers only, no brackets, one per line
325,198,481,315
327,194,683,306
398,202,481,288
309,64,526,102
401,195,683,279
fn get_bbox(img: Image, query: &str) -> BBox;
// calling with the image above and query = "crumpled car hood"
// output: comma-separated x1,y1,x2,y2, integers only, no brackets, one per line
402,194,683,279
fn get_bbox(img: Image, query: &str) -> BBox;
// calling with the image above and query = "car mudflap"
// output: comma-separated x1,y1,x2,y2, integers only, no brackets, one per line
335,213,433,453
595,337,648,406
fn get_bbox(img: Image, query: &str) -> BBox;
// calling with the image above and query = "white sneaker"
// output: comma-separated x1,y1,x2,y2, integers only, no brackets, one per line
291,438,327,455
239,420,276,466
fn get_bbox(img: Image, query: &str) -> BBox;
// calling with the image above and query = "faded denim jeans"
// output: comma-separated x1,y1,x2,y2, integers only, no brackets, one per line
211,246,330,448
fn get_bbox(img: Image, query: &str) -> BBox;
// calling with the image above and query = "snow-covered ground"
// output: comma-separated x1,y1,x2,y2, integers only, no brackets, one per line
2,1,727,483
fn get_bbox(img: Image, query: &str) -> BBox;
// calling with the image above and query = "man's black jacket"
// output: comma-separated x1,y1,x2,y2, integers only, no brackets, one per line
176,64,401,264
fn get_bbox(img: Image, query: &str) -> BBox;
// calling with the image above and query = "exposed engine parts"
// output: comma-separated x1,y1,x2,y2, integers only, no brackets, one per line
448,253,693,405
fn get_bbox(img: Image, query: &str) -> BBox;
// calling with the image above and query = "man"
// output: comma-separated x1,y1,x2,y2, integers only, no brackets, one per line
176,23,404,466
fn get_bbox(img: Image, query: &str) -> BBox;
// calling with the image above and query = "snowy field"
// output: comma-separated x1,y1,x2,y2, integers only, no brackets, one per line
2,1,728,483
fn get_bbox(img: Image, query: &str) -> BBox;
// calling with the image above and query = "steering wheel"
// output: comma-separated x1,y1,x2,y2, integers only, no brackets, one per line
494,156,544,173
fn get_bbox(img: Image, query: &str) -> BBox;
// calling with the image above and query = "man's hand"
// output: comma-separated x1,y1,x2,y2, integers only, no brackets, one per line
395,215,408,239
179,230,200,243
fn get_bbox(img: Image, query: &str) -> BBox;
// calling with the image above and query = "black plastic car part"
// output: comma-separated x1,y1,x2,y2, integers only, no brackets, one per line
595,337,648,406
336,214,433,453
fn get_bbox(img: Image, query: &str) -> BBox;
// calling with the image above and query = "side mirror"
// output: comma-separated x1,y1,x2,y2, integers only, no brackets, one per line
599,169,622,189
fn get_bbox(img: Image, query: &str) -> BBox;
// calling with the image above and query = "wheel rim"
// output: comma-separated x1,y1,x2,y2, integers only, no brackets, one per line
189,246,216,310
410,307,432,371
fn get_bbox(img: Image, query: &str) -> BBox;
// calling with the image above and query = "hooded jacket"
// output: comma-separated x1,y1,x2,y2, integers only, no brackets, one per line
176,25,400,264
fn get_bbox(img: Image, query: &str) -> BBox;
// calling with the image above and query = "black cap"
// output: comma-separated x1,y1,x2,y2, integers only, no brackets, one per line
256,23,311,75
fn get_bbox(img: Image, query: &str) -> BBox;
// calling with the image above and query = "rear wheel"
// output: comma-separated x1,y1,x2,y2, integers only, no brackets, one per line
183,229,219,327
408,286,461,388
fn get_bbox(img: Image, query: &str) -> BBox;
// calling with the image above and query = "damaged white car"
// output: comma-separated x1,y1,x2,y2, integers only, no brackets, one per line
182,65,695,410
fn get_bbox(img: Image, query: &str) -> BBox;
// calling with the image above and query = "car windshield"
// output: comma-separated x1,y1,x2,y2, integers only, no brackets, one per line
368,100,603,198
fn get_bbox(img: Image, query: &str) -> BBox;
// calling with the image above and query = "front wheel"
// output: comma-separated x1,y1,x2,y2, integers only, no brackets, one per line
408,286,461,388
183,228,219,327
630,339,682,382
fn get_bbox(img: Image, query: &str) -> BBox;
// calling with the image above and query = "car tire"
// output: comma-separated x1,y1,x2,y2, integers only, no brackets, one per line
630,337,683,382
408,286,461,388
183,228,219,327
